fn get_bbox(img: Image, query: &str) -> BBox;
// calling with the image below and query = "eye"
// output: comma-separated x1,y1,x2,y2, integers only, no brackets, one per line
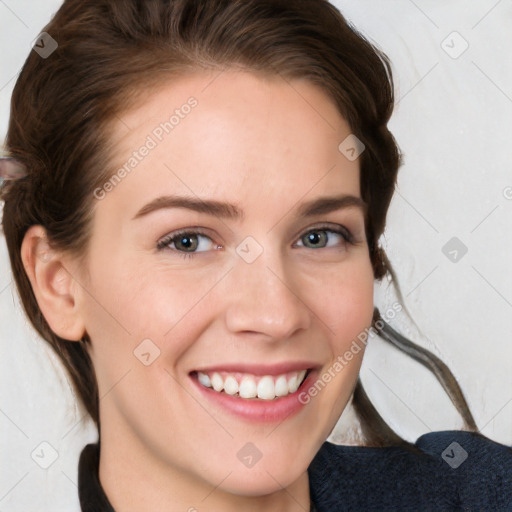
156,224,355,259
157,229,219,257
295,225,353,250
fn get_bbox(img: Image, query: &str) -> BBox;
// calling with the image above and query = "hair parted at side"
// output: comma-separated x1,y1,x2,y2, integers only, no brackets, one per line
1,0,476,444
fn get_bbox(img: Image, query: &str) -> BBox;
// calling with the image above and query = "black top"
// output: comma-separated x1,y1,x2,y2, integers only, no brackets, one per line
79,430,512,511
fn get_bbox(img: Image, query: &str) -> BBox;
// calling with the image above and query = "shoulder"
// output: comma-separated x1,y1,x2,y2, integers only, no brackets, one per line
308,430,512,511
415,430,512,506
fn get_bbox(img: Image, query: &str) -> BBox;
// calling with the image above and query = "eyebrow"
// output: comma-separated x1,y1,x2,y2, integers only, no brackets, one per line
132,193,367,221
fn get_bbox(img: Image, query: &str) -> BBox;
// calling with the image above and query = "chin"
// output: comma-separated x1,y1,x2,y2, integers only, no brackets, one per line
220,466,304,497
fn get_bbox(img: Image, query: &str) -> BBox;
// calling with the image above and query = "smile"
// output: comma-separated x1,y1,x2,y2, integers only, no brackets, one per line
190,363,318,423
196,370,308,400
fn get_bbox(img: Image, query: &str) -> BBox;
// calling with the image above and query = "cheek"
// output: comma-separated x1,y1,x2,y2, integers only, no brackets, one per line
80,255,226,383
82,248,215,332
331,269,374,351
329,259,374,386
308,255,375,347
300,257,374,428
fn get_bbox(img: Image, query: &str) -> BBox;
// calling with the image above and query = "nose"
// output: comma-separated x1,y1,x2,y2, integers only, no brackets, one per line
223,247,312,341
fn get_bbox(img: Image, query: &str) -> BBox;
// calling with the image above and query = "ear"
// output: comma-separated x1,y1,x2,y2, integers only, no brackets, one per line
21,225,86,342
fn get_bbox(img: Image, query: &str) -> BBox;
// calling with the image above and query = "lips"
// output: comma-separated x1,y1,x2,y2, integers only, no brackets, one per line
189,364,318,423
195,369,309,400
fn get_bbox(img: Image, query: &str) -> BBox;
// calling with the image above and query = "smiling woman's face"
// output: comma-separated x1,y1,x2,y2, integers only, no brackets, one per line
74,70,375,506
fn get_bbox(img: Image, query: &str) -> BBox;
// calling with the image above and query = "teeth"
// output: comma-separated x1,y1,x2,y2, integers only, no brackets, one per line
196,369,309,400
239,377,257,399
197,372,211,388
289,370,307,393
211,372,224,392
288,375,299,393
274,375,289,397
223,375,239,395
257,376,275,400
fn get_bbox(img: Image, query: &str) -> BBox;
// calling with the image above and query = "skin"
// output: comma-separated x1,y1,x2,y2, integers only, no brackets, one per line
22,71,375,511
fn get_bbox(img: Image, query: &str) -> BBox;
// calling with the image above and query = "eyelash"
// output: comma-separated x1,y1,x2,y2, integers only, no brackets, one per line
156,224,355,260
157,228,217,259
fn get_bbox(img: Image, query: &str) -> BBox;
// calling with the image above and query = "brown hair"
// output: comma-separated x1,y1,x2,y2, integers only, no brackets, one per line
1,0,475,444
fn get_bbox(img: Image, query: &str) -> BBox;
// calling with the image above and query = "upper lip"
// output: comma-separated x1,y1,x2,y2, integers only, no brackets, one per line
191,361,321,376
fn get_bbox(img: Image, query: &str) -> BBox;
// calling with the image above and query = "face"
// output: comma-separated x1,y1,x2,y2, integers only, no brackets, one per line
74,71,374,503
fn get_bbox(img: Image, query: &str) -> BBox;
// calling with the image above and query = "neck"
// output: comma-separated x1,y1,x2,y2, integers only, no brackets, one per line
98,425,312,512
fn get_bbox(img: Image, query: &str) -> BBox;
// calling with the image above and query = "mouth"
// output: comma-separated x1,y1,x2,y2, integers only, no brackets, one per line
188,362,319,422
192,369,310,400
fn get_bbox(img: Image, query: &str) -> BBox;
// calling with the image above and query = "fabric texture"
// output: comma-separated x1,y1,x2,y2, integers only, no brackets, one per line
78,431,512,511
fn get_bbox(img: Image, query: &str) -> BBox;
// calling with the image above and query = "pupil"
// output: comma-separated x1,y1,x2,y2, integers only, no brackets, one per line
304,231,327,248
308,233,321,245
179,235,196,250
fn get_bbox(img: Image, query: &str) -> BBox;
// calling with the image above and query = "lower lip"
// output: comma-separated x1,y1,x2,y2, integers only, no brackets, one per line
190,371,317,423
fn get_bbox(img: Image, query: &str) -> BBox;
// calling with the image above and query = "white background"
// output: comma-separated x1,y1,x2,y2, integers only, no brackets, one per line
1,1,511,510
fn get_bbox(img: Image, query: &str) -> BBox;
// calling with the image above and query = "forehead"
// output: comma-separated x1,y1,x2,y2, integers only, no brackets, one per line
101,71,361,219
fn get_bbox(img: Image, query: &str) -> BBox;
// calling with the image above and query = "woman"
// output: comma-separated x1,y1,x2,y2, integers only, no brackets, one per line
1,0,511,510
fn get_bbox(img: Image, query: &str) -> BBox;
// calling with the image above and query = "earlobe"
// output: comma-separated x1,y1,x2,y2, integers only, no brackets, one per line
21,225,86,342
